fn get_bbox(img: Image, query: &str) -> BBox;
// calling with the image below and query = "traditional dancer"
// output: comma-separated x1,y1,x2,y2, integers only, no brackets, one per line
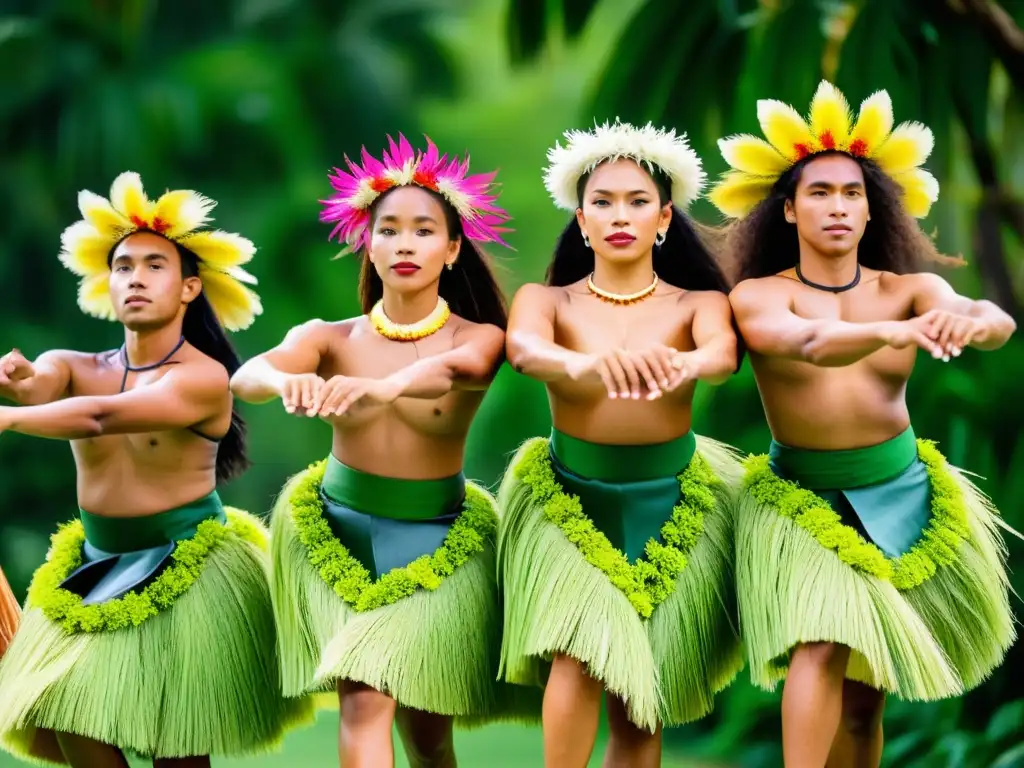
230,135,520,767
712,81,1018,767
0,567,18,658
498,120,745,768
0,173,311,767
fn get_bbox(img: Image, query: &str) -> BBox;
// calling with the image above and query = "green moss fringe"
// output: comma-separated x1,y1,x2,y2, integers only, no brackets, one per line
27,509,266,634
289,459,497,613
743,439,970,590
511,438,721,619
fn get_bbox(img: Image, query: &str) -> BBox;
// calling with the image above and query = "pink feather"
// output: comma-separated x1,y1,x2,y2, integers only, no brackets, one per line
319,133,512,251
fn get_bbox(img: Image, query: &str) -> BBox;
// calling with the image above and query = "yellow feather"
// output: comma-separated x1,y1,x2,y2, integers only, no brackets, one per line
78,191,130,238
891,168,940,218
718,135,790,176
154,189,216,238
179,230,256,269
757,100,816,161
109,171,153,222
59,222,112,277
220,264,259,286
871,121,934,174
199,267,263,331
77,273,116,322
848,91,893,154
708,172,777,219
808,80,852,148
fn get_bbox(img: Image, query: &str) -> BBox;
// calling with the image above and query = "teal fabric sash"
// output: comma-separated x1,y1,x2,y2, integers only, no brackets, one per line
768,427,931,558
64,492,227,605
549,429,696,562
320,455,466,580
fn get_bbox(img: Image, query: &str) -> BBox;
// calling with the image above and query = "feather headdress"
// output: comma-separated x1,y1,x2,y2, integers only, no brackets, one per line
710,80,938,218
59,172,262,331
320,134,511,253
544,119,706,211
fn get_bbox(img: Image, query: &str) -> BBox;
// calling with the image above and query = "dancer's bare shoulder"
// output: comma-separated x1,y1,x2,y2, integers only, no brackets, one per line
729,275,795,315
684,288,732,315
508,282,560,332
511,281,563,309
447,313,505,346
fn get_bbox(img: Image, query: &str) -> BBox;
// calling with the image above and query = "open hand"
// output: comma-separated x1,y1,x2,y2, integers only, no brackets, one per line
279,373,326,415
311,376,402,418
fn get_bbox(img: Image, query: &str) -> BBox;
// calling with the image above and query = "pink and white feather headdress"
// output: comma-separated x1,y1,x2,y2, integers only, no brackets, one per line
320,134,511,253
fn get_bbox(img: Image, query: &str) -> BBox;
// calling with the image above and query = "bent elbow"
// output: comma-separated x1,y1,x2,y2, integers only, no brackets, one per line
505,335,530,374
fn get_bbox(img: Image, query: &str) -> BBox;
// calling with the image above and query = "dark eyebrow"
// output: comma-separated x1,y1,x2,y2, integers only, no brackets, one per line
112,252,169,264
805,180,864,190
377,215,439,224
590,189,652,196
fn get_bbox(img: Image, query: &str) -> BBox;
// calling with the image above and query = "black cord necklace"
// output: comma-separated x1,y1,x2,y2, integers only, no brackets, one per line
795,263,861,293
118,336,186,392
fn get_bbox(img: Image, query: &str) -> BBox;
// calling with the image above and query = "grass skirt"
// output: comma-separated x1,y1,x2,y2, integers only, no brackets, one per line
0,567,18,659
736,444,1016,699
496,435,745,733
0,509,313,764
270,461,535,725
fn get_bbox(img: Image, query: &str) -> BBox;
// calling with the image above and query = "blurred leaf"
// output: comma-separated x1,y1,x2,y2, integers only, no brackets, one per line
992,742,1024,768
563,0,598,38
505,0,550,62
986,699,1024,742
883,730,932,765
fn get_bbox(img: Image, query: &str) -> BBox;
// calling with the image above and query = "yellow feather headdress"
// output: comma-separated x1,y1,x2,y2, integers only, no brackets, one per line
59,172,262,331
709,81,939,219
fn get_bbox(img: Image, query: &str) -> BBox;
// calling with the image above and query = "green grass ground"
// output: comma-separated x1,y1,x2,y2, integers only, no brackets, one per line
0,714,719,767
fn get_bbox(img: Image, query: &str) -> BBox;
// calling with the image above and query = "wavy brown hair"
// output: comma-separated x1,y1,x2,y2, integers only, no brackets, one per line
727,151,961,283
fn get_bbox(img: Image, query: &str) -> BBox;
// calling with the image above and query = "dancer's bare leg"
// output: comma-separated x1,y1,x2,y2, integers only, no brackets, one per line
782,642,851,768
339,679,398,768
603,693,661,768
543,654,603,768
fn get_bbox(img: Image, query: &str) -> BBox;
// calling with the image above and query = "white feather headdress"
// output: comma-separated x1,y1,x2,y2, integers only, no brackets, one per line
543,119,706,211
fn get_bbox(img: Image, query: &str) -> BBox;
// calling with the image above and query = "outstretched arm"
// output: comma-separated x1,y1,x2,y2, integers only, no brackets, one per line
683,293,739,385
311,323,506,416
505,284,591,382
0,349,74,406
0,364,227,440
230,320,330,409
383,323,506,398
730,280,943,366
911,273,1016,352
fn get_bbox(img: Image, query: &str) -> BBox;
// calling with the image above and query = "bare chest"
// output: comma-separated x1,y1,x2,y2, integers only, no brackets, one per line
763,284,918,383
554,295,695,355
322,332,482,434
69,360,213,466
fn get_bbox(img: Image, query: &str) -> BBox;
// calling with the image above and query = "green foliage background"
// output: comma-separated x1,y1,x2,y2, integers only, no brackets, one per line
1,0,1023,765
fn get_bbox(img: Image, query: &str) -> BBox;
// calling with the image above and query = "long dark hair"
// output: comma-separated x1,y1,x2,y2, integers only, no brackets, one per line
729,151,962,282
358,187,509,330
545,165,732,295
108,233,250,484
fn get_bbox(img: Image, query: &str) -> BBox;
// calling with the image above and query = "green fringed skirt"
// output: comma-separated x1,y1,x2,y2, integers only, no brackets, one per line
0,492,313,764
736,427,1016,700
0,567,18,658
497,430,746,733
270,456,530,725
